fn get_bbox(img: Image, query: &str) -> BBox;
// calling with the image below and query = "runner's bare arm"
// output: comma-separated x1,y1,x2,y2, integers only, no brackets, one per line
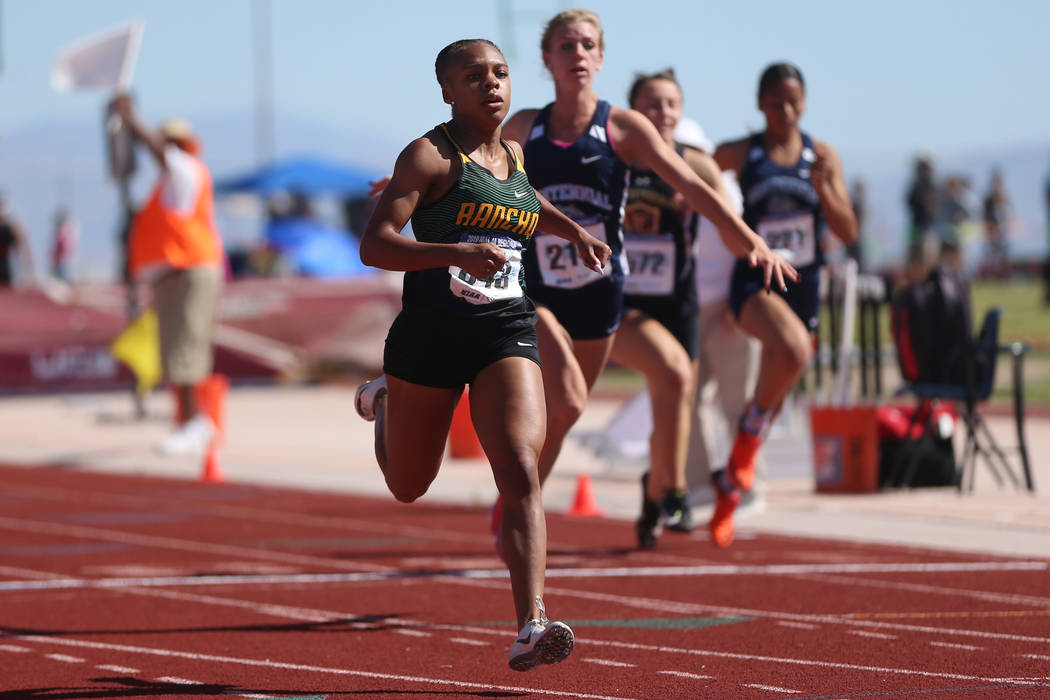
613,108,797,291
359,139,507,278
811,141,857,245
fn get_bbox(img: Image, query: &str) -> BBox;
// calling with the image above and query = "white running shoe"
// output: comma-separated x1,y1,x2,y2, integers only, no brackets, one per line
354,376,387,422
156,414,216,455
507,598,574,671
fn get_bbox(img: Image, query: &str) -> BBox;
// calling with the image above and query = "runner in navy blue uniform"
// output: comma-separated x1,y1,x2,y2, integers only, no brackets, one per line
499,11,795,535
713,63,857,536
355,39,609,671
611,69,729,548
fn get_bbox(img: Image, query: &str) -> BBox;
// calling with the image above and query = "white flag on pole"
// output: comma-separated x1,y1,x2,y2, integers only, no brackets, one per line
51,21,144,92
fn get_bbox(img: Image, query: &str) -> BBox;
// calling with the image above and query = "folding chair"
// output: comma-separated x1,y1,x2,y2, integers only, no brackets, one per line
891,307,1029,492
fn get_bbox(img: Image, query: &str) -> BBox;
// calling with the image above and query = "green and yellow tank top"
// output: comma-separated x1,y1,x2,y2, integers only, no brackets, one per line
404,123,542,318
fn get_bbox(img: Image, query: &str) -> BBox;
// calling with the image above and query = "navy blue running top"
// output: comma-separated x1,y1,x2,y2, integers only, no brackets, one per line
737,131,826,273
522,100,630,292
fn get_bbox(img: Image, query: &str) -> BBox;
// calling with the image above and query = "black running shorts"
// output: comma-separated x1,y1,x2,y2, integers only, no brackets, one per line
383,306,541,389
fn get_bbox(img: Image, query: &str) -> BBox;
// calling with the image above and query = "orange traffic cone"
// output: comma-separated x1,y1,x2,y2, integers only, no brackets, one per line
449,389,485,459
200,445,225,483
567,474,604,517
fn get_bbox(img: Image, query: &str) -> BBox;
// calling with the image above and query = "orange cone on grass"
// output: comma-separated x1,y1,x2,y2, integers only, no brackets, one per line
567,474,604,517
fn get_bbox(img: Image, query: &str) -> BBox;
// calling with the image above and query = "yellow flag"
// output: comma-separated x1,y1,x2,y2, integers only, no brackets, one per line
110,309,162,395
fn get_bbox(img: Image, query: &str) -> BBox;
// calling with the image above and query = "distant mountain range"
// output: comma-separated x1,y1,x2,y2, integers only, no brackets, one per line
1,111,1047,284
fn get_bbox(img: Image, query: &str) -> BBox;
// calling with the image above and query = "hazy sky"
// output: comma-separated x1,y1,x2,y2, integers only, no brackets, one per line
3,0,1049,164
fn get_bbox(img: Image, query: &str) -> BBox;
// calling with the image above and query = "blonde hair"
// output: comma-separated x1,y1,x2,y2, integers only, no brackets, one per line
540,9,604,54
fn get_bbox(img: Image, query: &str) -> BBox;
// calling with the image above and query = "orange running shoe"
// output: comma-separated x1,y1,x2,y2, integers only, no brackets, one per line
709,486,741,548
727,430,762,491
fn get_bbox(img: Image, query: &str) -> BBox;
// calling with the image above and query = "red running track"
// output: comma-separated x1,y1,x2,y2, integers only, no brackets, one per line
1,463,1048,699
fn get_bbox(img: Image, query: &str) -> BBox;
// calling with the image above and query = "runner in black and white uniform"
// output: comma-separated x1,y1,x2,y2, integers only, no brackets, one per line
610,69,727,548
500,11,795,536
354,39,609,672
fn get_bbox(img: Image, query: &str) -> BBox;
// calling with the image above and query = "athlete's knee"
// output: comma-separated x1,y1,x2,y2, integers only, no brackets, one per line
385,475,433,504
546,390,586,437
649,356,693,403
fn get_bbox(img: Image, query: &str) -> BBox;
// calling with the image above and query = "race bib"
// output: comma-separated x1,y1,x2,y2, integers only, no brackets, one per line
757,212,816,267
449,233,523,305
623,233,674,296
536,222,609,289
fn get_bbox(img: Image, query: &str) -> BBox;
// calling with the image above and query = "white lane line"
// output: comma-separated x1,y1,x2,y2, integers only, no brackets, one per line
658,670,713,679
848,630,897,640
6,483,493,548
1021,653,1050,661
96,664,140,673
537,581,1050,645
583,658,635,667
395,629,431,637
44,653,84,663
0,515,392,574
930,641,982,651
11,634,642,700
582,637,1011,683
799,572,1050,608
155,676,202,684
4,560,1044,593
0,644,31,652
449,638,489,646
743,683,803,693
777,621,818,630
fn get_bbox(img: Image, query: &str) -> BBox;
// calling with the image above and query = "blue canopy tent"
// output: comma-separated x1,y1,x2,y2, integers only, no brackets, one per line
214,155,377,197
214,156,379,278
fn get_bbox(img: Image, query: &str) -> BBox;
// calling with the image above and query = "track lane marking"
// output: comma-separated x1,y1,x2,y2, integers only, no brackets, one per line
0,644,31,652
44,653,84,663
155,676,203,684
847,630,897,640
583,658,635,667
0,515,394,574
778,621,819,630
9,634,642,700
744,683,803,693
795,572,1050,609
2,560,1044,592
96,664,139,673
658,670,713,679
930,641,982,651
1,566,1038,687
449,637,489,646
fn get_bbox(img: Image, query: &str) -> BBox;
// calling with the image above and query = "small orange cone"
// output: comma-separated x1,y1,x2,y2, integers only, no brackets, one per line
567,474,604,517
200,445,225,484
449,389,485,459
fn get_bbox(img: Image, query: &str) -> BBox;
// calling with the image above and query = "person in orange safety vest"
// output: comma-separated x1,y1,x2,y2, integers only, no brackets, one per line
112,93,223,455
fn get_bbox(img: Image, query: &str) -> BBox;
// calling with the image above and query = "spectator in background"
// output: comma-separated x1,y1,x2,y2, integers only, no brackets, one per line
111,93,223,455
50,208,79,283
906,156,939,265
0,194,33,288
1044,159,1050,305
849,178,866,269
980,169,1011,280
939,175,974,271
